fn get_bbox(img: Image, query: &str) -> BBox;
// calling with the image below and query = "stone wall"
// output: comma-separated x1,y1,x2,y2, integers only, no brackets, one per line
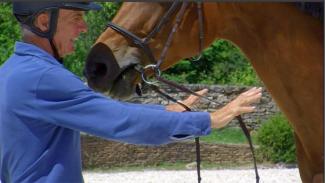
81,135,255,169
126,84,280,129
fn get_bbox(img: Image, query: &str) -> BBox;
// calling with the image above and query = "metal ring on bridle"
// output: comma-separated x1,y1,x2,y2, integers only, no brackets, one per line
141,64,161,85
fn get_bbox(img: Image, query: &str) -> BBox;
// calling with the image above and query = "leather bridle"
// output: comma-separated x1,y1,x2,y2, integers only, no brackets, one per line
105,2,260,183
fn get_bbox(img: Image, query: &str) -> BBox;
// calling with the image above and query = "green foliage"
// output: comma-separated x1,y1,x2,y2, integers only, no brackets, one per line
201,127,256,144
256,113,296,163
0,3,21,65
64,2,121,76
163,39,261,86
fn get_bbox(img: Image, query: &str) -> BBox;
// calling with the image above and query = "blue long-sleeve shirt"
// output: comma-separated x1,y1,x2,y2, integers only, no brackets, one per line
0,42,211,183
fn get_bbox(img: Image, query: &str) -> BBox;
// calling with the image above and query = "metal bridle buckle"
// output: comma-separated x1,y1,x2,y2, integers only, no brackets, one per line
141,64,161,85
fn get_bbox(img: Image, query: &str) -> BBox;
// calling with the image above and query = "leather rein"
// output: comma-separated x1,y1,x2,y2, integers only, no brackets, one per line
106,2,259,183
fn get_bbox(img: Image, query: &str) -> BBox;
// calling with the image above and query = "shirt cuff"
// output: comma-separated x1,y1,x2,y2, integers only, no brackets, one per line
170,112,211,141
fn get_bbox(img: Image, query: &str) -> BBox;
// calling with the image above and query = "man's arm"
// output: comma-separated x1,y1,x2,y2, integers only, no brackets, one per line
35,68,211,145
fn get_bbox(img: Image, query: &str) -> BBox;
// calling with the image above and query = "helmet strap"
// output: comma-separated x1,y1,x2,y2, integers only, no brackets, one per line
49,38,63,64
46,8,64,63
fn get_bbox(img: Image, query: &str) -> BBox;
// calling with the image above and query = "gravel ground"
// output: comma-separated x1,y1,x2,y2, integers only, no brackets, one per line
83,168,301,183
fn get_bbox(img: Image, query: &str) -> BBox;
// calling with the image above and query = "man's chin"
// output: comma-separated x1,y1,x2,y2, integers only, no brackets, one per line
61,49,75,58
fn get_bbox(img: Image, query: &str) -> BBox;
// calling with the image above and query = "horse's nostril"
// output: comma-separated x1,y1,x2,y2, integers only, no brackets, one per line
85,42,124,92
86,42,120,80
92,62,107,77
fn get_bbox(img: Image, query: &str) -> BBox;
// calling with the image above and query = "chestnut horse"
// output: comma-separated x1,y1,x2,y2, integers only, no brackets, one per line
85,3,323,183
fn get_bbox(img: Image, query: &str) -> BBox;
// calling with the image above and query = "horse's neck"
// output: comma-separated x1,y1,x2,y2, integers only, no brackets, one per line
205,3,323,139
205,3,322,66
156,3,319,69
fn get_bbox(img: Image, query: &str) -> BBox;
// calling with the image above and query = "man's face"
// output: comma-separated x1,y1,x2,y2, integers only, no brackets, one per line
54,9,87,57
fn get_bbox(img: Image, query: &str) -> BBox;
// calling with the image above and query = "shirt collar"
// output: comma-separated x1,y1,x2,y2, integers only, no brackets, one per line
14,41,63,67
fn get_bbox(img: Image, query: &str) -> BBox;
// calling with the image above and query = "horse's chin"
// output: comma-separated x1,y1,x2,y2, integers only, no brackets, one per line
87,71,139,100
107,69,141,100
108,85,136,100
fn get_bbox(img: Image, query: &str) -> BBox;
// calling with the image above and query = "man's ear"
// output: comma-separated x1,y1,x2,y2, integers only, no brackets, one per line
34,12,50,32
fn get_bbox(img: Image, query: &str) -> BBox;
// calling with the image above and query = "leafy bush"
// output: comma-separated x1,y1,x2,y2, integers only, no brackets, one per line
0,3,21,65
256,113,296,163
163,39,261,86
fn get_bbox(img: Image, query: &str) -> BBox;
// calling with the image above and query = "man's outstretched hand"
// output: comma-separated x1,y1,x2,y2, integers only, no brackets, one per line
166,87,262,129
210,87,262,129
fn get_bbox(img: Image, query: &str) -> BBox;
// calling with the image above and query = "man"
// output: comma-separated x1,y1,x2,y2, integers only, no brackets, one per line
0,2,262,183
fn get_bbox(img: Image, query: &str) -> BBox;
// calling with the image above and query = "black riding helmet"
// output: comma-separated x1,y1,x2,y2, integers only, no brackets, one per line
13,2,102,62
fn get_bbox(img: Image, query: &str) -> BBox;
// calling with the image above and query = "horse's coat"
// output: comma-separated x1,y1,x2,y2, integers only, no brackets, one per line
85,3,324,183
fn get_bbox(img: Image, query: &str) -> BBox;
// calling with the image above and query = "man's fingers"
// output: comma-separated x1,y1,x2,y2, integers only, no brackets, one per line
239,106,256,114
197,88,208,95
190,89,208,99
238,87,262,106
241,87,256,95
241,87,262,97
244,92,262,105
185,89,208,104
247,87,262,97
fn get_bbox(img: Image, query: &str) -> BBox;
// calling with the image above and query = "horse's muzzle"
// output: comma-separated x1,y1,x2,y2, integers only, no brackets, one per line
85,42,122,92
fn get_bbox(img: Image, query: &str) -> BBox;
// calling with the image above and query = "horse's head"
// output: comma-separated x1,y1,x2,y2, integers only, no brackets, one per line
85,2,204,99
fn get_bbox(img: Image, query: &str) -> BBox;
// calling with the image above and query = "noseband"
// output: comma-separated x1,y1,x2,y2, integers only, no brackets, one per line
106,2,259,183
